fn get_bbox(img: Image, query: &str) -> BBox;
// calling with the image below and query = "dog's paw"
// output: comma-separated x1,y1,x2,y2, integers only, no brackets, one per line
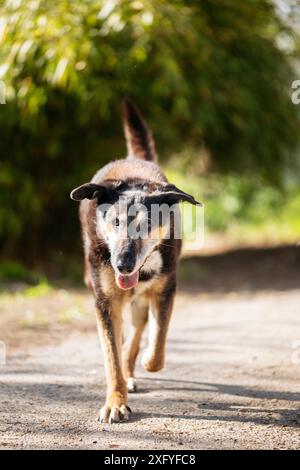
98,391,131,424
127,377,137,393
141,349,164,372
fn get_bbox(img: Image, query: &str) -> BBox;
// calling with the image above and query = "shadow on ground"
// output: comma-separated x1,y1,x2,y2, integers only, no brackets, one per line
1,375,299,430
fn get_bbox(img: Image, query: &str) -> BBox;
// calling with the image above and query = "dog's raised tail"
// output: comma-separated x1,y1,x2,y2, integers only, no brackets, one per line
123,97,157,162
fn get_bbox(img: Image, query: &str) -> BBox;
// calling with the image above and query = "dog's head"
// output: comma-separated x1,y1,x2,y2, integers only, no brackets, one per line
71,178,201,289
71,98,201,289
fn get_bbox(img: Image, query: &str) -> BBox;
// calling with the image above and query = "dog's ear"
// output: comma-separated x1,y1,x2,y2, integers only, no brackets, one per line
70,180,125,202
150,184,202,206
70,183,108,201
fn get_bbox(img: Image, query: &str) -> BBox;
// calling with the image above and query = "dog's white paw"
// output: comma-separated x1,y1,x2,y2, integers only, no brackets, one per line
127,377,137,393
98,404,130,424
98,392,131,424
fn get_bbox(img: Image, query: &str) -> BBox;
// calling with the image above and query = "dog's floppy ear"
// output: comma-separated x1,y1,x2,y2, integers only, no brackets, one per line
70,183,108,201
152,184,203,206
70,179,124,202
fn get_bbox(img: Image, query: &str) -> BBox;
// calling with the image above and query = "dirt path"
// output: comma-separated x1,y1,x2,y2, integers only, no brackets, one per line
1,286,299,450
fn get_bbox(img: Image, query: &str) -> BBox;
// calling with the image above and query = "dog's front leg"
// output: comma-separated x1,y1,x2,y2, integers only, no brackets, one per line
95,299,129,423
142,277,176,373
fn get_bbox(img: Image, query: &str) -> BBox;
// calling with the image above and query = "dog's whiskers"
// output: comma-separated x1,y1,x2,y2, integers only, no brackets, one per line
160,241,174,249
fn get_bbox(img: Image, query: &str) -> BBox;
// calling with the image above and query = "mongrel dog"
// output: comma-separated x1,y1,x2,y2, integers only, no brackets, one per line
70,98,201,423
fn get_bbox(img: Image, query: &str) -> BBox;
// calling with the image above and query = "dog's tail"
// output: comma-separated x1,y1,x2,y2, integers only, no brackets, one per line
123,97,157,162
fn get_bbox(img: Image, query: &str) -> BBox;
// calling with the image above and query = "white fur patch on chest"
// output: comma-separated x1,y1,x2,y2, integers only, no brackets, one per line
141,250,162,275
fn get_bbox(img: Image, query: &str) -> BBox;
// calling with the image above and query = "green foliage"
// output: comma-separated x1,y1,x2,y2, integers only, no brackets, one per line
0,260,34,282
23,279,52,298
0,0,299,260
0,259,47,286
166,167,300,244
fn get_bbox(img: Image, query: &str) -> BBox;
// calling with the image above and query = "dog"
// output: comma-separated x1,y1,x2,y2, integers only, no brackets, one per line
70,98,201,423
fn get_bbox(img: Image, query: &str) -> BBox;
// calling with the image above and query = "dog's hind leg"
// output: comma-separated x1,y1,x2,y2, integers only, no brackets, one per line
142,277,176,373
123,298,148,392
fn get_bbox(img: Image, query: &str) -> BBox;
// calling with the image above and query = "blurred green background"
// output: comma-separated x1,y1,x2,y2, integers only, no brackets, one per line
0,0,300,282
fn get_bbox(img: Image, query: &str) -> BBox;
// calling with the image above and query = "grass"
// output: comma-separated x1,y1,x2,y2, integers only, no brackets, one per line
0,260,53,296
0,260,36,284
22,279,52,298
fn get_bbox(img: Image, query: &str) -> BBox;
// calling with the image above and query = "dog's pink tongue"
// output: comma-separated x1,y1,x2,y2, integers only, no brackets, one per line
117,271,139,290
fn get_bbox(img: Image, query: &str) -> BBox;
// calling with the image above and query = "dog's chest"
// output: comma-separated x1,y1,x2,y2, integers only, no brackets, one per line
131,251,163,299
130,279,154,299
141,250,162,276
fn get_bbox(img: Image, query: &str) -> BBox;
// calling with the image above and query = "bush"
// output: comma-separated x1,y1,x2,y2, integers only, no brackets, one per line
0,0,299,261
166,166,300,244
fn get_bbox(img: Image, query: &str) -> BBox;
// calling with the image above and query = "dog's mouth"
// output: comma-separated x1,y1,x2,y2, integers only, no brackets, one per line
115,249,157,290
116,270,139,290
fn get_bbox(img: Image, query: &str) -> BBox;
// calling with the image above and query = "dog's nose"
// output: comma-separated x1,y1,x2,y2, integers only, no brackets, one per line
116,252,136,274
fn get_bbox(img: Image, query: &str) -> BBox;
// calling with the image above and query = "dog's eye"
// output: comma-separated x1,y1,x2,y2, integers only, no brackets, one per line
114,217,120,227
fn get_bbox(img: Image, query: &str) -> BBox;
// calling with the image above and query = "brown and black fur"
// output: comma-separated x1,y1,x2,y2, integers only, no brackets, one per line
70,98,200,423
